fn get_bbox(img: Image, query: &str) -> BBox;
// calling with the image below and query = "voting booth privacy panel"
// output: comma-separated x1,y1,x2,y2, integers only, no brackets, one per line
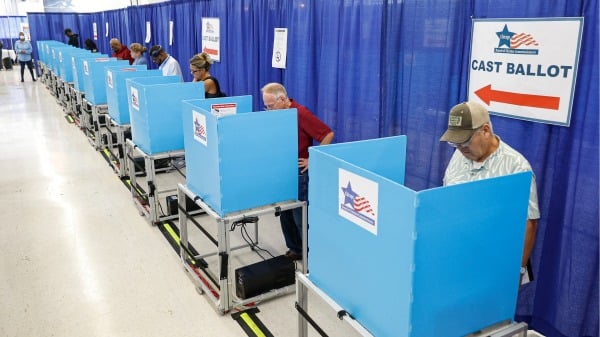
72,54,109,92
105,67,161,125
59,48,91,82
308,136,532,337
182,96,298,217
126,76,202,155
82,58,128,105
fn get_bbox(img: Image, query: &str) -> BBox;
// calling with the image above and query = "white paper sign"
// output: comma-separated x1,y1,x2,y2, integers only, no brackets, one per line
469,18,583,126
211,103,237,117
107,71,113,88
338,168,379,235
144,22,151,43
272,28,288,69
169,21,174,46
93,22,97,40
105,22,109,37
130,87,139,111
201,18,221,62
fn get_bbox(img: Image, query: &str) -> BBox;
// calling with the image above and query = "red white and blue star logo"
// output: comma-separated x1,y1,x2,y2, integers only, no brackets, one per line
192,110,208,146
495,24,539,55
194,118,206,140
341,182,375,216
338,168,379,234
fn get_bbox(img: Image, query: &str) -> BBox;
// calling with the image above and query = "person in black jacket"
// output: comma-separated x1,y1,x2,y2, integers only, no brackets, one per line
64,28,79,48
189,52,225,98
84,39,98,53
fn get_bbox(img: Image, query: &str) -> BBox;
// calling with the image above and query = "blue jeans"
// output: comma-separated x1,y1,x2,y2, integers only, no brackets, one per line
280,171,308,254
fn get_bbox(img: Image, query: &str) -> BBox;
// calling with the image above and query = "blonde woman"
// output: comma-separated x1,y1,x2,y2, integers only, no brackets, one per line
129,43,148,67
189,52,225,98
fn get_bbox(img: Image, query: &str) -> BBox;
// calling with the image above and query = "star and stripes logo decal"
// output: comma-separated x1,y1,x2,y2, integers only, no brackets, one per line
342,182,375,216
495,24,539,55
339,169,378,235
192,110,207,146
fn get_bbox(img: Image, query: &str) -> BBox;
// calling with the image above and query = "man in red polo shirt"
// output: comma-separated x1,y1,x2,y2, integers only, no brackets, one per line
109,38,134,65
262,82,334,261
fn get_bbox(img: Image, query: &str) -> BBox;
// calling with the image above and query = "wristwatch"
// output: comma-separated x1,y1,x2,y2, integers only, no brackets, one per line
520,267,527,274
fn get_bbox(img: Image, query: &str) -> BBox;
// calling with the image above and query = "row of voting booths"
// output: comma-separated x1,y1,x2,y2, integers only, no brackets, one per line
35,40,533,336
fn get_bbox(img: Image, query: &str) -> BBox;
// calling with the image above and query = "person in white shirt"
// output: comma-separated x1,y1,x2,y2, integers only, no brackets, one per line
149,45,182,80
440,101,540,285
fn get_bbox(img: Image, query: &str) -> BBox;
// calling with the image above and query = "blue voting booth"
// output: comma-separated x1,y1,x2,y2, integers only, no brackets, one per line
37,41,63,69
105,66,161,125
72,54,108,92
82,58,128,105
59,48,90,82
48,44,64,72
308,136,532,337
182,96,298,216
126,76,203,154
52,46,74,80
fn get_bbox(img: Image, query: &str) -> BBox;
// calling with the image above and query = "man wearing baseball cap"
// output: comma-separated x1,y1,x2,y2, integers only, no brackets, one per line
440,101,540,285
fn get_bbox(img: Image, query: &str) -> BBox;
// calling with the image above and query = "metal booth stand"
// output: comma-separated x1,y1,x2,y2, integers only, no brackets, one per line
177,183,307,314
100,117,131,177
70,89,85,124
79,101,108,149
125,139,185,225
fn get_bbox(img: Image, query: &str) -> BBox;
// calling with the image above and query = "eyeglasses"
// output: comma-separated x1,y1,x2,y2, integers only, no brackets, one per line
447,127,483,148
264,96,283,110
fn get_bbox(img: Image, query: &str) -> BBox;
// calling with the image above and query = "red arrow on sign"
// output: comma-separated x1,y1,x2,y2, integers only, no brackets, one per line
475,84,560,110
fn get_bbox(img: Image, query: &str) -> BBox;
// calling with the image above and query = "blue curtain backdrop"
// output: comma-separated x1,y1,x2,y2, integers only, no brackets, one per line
26,1,599,336
0,16,28,50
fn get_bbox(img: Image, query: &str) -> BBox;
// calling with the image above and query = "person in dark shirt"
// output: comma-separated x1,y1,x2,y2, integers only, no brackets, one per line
84,39,98,53
189,52,225,98
64,28,79,48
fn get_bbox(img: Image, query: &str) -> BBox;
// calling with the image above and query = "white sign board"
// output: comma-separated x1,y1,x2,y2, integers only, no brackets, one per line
202,18,220,62
469,18,583,126
272,28,288,69
338,168,379,236
210,103,237,118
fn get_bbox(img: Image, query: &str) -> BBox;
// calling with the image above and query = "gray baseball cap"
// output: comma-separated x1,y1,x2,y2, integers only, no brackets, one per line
440,101,490,144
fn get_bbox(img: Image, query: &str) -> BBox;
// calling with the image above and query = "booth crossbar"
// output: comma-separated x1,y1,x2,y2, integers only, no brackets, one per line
296,272,375,337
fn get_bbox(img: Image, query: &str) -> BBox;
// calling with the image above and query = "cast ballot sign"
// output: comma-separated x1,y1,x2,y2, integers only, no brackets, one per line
468,18,583,126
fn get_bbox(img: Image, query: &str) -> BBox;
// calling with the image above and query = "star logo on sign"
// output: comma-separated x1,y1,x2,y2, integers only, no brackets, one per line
342,182,358,206
496,24,515,48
